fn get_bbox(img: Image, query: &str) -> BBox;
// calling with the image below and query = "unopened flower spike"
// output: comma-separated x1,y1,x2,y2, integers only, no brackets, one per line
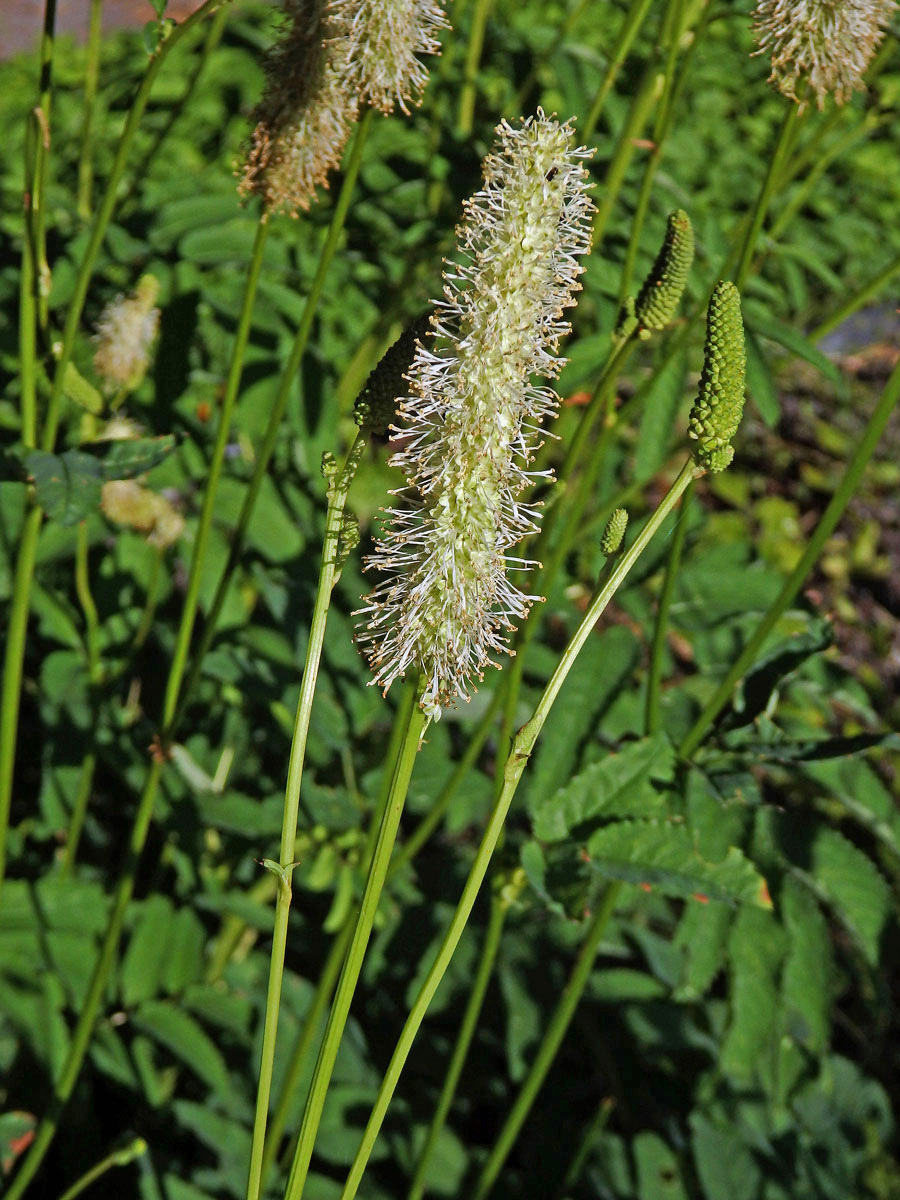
241,0,448,215
688,281,746,473
634,209,694,338
752,0,898,109
356,112,595,719
93,275,160,395
601,508,629,556
354,313,433,435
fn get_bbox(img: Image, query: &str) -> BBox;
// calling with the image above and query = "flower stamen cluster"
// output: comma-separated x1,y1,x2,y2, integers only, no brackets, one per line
752,0,898,108
92,275,160,395
356,113,595,718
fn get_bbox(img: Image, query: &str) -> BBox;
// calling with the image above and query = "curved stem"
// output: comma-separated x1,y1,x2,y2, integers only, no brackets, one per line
470,883,622,1200
162,213,270,734
284,696,428,1199
407,894,506,1200
58,1137,147,1200
644,480,691,734
172,110,374,734
337,460,698,1200
457,0,493,137
246,433,363,1200
679,357,900,761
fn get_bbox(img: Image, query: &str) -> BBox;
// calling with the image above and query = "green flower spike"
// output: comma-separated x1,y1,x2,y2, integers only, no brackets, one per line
354,313,432,435
634,209,694,338
600,507,629,556
688,280,746,473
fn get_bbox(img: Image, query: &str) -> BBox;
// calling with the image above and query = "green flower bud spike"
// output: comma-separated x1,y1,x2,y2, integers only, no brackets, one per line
354,313,432,435
600,507,629,556
688,280,746,473
634,209,694,338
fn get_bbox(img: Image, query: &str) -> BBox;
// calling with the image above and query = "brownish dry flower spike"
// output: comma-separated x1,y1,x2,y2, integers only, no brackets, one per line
240,0,357,216
752,0,898,109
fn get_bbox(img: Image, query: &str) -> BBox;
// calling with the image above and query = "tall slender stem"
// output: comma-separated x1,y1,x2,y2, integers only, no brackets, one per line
407,894,507,1200
644,481,691,734
77,0,104,219
337,460,698,1200
246,433,363,1200
162,214,270,733
457,0,493,137
591,63,662,247
284,697,428,1200
581,0,655,144
173,110,374,733
679,356,900,760
810,250,900,343
58,1137,148,1200
470,883,622,1200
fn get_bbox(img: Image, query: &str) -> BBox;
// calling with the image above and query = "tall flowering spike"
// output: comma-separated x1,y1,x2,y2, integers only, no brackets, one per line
241,0,447,215
634,209,694,337
752,0,898,109
688,281,746,474
601,508,629,556
93,275,160,395
356,113,595,718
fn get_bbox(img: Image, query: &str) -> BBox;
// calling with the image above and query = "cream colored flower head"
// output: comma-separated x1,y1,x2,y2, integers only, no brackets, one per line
752,0,898,108
356,112,595,719
241,0,447,215
92,276,160,395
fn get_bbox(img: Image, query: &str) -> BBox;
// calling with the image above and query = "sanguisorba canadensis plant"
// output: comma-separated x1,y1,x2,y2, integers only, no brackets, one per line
356,111,595,719
752,0,899,107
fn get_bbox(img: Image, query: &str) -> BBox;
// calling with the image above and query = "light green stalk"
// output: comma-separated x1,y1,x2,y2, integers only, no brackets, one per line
58,1138,148,1200
337,459,699,1200
407,892,507,1200
284,696,429,1199
246,435,364,1200
470,883,623,1200
591,64,663,246
76,0,104,219
680,353,900,760
810,250,900,343
457,0,493,136
172,109,375,734
644,481,692,734
581,0,655,143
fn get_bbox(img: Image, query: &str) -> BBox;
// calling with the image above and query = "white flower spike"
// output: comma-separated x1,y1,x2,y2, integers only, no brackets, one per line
357,112,595,719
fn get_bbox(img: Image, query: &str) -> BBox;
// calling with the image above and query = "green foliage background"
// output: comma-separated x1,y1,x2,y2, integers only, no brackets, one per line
1,1,899,1197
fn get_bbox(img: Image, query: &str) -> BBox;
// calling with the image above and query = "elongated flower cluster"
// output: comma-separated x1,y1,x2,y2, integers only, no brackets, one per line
357,113,595,718
354,313,433,435
635,209,694,335
93,276,160,395
241,0,447,215
688,281,746,473
752,0,897,108
601,508,629,556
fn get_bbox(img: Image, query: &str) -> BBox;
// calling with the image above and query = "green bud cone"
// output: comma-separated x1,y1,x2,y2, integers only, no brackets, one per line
635,209,694,335
688,280,746,473
600,507,629,555
354,313,432,435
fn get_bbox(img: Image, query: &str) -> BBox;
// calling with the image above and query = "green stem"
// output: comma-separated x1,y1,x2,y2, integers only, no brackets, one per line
809,250,900,344
131,549,162,651
457,0,493,137
591,64,663,247
553,1097,615,1200
284,697,428,1199
679,356,900,761
76,0,104,220
5,760,164,1199
75,521,101,684
470,883,622,1200
337,460,698,1200
644,480,691,734
60,751,96,882
732,103,803,290
581,0,655,144
58,1137,148,1200
246,433,363,1200
173,110,374,733
407,894,506,1200
162,213,270,734
33,0,58,332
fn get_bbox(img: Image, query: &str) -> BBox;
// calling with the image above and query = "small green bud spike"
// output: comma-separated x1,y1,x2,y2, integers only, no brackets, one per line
688,280,746,473
635,209,694,336
354,313,432,435
600,507,629,555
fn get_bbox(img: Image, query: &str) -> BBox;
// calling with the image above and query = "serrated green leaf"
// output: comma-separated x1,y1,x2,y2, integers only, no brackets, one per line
729,618,834,727
533,732,674,842
90,434,178,480
690,1114,760,1200
781,878,831,1054
586,820,769,905
806,826,890,965
25,449,104,525
721,906,785,1086
160,908,206,995
746,311,847,398
633,1131,689,1200
132,1002,229,1093
122,896,175,1006
674,899,732,1000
